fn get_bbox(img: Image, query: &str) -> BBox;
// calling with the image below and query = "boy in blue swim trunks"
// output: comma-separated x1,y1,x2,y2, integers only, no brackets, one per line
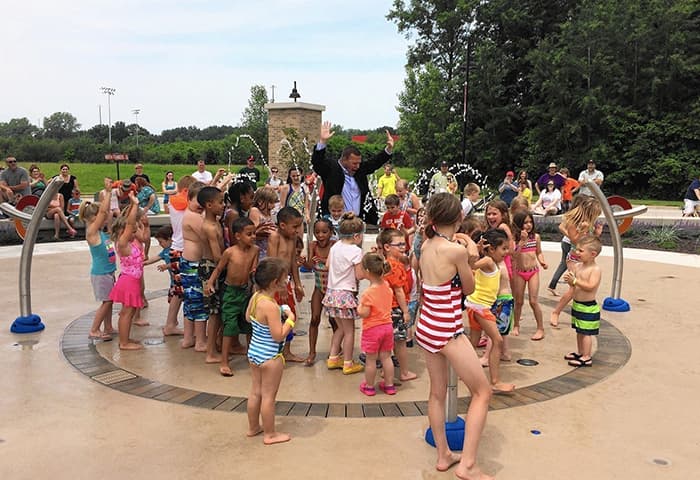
181,182,208,351
563,235,602,367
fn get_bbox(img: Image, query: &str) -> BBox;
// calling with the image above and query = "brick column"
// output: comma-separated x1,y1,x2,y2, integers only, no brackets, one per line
265,102,325,177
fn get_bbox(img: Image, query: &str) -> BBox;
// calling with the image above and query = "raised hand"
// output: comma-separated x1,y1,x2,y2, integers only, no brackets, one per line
385,130,395,152
320,121,335,143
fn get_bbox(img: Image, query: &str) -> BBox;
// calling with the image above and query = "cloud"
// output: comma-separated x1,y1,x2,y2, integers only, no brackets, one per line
0,0,409,132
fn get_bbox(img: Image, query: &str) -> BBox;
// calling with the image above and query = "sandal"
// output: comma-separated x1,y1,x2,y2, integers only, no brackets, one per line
378,381,397,395
564,352,581,361
568,357,592,368
359,381,376,397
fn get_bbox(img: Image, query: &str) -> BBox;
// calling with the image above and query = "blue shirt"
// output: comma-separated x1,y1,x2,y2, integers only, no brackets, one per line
339,161,361,215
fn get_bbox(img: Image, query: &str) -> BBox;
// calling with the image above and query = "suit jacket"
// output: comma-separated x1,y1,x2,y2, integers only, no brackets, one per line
311,145,391,225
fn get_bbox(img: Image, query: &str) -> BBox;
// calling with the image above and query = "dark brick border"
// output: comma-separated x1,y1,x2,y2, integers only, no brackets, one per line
61,292,631,417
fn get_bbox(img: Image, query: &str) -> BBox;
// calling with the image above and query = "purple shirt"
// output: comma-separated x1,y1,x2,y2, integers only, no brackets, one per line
536,172,565,190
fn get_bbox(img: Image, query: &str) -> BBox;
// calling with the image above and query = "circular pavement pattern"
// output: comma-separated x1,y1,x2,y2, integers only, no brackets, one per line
61,290,631,418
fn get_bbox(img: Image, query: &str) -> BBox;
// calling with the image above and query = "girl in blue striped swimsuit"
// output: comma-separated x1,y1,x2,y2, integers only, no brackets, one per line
245,257,296,445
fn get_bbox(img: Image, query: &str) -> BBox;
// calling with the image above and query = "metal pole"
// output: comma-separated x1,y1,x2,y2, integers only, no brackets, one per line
17,176,65,317
446,366,458,422
583,181,621,299
108,93,112,147
461,36,471,165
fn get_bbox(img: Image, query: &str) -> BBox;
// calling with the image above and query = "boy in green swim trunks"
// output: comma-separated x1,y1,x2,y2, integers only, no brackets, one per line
563,235,602,367
206,217,260,377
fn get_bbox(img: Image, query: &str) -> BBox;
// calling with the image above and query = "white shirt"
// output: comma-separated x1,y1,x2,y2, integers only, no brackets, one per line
578,169,604,196
169,207,186,251
326,241,363,292
540,188,562,210
192,170,213,184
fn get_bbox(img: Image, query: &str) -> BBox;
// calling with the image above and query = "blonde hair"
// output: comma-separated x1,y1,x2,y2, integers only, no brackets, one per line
110,205,143,243
253,186,278,207
463,183,480,196
328,194,344,211
338,212,364,236
78,201,99,223
563,196,601,229
578,234,602,255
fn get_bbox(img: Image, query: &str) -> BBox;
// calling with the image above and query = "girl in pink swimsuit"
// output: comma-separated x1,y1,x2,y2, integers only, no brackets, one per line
416,193,494,480
511,210,548,340
109,193,146,350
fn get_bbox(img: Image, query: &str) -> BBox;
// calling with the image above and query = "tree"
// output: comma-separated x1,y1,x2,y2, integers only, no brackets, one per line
42,112,81,139
0,117,39,137
240,85,269,159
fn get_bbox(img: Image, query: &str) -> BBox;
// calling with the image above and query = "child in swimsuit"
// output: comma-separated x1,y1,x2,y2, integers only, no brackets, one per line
550,197,603,327
245,257,296,445
511,210,548,340
249,186,278,260
465,229,515,393
303,218,336,366
416,193,494,480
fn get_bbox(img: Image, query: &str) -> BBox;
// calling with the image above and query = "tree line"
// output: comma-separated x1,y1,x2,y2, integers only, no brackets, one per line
389,0,700,199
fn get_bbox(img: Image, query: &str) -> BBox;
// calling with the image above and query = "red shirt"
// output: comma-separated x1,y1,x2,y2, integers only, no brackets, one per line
380,210,414,248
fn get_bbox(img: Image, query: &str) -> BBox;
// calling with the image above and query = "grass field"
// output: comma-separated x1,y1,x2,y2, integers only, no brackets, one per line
18,162,681,207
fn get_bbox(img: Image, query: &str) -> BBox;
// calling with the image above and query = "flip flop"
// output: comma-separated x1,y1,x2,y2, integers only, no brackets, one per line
564,352,581,361
88,333,112,341
568,357,592,368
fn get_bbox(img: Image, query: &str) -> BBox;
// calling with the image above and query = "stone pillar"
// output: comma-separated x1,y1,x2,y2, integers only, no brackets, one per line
265,102,325,177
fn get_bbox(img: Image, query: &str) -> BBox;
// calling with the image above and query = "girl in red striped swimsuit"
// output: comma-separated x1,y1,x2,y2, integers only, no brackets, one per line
417,193,494,480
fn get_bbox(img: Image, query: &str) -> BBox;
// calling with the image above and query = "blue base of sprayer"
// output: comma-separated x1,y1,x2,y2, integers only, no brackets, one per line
11,314,45,334
425,417,465,451
603,297,630,312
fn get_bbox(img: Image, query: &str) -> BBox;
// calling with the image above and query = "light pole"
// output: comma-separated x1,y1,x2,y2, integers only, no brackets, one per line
100,87,116,148
132,108,140,148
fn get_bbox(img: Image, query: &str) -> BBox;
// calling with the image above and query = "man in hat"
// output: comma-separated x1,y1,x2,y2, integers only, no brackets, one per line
429,161,451,196
498,170,519,206
535,162,565,194
577,160,604,196
238,155,260,190
113,179,137,212
312,121,394,225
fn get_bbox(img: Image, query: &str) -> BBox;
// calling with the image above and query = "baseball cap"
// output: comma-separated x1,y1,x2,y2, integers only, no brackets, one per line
506,171,514,177
548,162,557,168
587,159,595,164
440,161,449,167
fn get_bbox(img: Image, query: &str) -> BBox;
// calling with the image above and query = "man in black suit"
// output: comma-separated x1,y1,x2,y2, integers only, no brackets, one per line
311,121,394,225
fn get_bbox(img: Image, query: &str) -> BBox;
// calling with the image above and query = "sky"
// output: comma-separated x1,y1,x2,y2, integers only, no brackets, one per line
1,0,411,134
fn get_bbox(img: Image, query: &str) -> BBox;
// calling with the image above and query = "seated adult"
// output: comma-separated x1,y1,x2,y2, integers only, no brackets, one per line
535,162,564,195
498,170,519,206
312,121,394,225
46,193,76,240
29,164,47,197
135,177,161,215
532,181,561,216
683,175,700,217
0,156,30,204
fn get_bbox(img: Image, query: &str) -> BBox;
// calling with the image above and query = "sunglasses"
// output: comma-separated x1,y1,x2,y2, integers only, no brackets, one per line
7,160,17,164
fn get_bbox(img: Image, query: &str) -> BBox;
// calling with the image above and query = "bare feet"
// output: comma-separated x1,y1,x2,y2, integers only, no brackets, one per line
219,366,234,377
500,353,512,362
119,342,144,351
492,382,515,394
512,326,520,336
230,345,247,355
455,462,495,480
400,371,418,381
283,353,304,363
263,432,291,445
549,312,560,328
194,342,207,352
436,452,461,472
303,353,316,366
133,319,150,327
206,354,222,364
480,356,489,368
547,287,559,296
180,339,195,349
162,326,184,336
531,329,545,341
246,426,263,437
